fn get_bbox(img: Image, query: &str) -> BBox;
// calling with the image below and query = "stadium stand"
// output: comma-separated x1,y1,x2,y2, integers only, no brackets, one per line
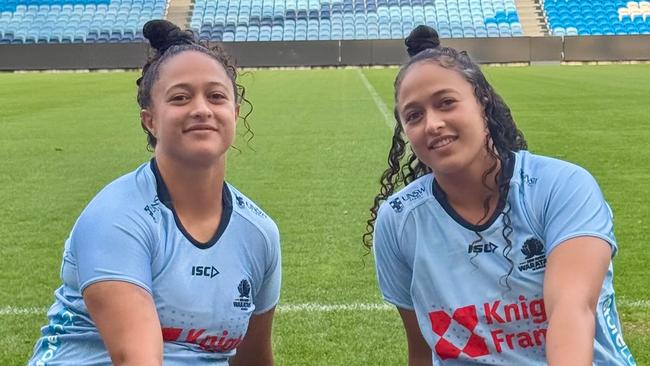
189,0,524,41
0,0,165,43
3,0,650,43
544,0,650,35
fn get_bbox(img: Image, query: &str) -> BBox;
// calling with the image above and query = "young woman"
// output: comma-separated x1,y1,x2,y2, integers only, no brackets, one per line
28,20,280,366
365,25,636,365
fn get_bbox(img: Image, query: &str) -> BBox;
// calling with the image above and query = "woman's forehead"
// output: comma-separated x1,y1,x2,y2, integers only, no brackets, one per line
398,62,470,104
159,51,228,79
154,51,234,93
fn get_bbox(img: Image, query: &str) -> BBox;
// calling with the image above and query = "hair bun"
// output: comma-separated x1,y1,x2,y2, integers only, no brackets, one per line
143,19,194,53
405,25,440,57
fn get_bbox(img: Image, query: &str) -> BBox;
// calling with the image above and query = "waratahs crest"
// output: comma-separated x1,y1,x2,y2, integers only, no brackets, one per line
521,238,544,259
238,279,251,298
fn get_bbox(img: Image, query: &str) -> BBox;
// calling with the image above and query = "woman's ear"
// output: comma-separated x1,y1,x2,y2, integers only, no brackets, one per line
140,109,156,137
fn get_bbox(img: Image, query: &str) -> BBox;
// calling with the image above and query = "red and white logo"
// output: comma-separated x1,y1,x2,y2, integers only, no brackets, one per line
428,296,548,359
428,305,490,360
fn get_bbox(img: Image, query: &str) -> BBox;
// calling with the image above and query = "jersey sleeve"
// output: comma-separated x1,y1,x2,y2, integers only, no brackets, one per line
373,203,414,310
540,164,617,256
71,196,156,294
253,222,282,315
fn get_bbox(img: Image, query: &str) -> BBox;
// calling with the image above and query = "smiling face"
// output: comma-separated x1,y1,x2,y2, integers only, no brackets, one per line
396,61,490,178
140,50,239,167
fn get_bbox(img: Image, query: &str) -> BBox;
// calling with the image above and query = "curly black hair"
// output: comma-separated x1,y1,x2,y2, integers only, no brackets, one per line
136,19,253,150
363,25,528,288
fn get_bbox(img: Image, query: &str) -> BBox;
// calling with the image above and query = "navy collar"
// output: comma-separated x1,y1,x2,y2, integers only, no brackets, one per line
149,159,233,249
432,152,515,232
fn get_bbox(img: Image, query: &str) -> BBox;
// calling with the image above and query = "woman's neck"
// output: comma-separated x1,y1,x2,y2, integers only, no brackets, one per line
155,154,226,220
435,154,501,225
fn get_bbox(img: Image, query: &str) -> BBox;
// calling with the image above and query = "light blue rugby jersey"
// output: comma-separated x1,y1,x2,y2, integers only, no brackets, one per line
29,159,281,366
374,150,636,366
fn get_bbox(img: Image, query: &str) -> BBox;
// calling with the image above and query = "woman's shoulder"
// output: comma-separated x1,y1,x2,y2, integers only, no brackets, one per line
78,162,158,223
378,174,433,221
226,183,279,239
514,150,595,186
68,162,160,254
516,150,591,172
512,150,607,222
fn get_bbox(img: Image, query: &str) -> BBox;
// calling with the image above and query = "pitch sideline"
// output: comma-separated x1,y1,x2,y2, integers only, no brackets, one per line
2,299,649,316
356,69,394,129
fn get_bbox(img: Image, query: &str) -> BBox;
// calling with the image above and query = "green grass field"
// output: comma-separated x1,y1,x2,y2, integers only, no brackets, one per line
1,64,649,365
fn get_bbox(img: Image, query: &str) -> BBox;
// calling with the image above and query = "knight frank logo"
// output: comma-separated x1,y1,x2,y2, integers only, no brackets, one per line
233,279,252,310
428,297,548,360
428,305,490,360
518,238,546,272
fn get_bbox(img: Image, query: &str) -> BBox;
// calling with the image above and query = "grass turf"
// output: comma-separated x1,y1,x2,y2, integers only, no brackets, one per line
0,64,648,365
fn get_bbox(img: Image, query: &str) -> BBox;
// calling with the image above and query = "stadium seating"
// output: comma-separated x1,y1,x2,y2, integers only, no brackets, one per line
544,0,650,36
189,0,525,41
3,0,650,42
0,0,165,43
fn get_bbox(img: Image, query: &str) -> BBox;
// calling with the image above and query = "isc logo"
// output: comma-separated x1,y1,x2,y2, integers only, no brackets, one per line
191,266,220,279
468,242,498,254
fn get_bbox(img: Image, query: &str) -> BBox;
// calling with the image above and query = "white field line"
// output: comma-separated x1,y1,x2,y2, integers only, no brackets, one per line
2,299,649,316
0,306,47,316
277,303,393,313
356,69,394,129
0,304,393,316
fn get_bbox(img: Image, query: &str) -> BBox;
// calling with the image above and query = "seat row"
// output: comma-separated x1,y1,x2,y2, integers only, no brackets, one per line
553,22,650,35
0,0,166,43
195,21,519,41
0,29,145,43
544,0,650,35
189,0,522,39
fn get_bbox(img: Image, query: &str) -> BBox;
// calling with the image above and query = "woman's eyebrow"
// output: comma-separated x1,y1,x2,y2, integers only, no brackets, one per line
401,88,459,110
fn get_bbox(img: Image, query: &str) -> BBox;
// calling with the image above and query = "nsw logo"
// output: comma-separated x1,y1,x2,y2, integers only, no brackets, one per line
191,265,220,279
235,195,266,218
399,186,426,202
235,195,245,209
428,305,490,360
233,279,252,310
518,238,546,272
389,197,404,213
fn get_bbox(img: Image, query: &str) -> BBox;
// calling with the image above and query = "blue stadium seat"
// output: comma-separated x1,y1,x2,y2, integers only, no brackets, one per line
156,0,534,41
543,0,644,35
222,31,235,41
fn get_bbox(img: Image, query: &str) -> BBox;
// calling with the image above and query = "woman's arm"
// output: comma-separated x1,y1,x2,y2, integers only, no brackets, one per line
229,307,276,366
398,308,433,366
84,281,163,366
544,236,612,366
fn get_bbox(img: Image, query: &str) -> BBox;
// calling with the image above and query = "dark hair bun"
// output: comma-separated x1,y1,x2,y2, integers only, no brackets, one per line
405,25,440,57
143,19,195,53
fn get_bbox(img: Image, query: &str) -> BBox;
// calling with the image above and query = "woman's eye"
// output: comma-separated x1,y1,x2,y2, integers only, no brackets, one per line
210,93,226,100
171,95,189,102
440,99,456,109
405,111,421,123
